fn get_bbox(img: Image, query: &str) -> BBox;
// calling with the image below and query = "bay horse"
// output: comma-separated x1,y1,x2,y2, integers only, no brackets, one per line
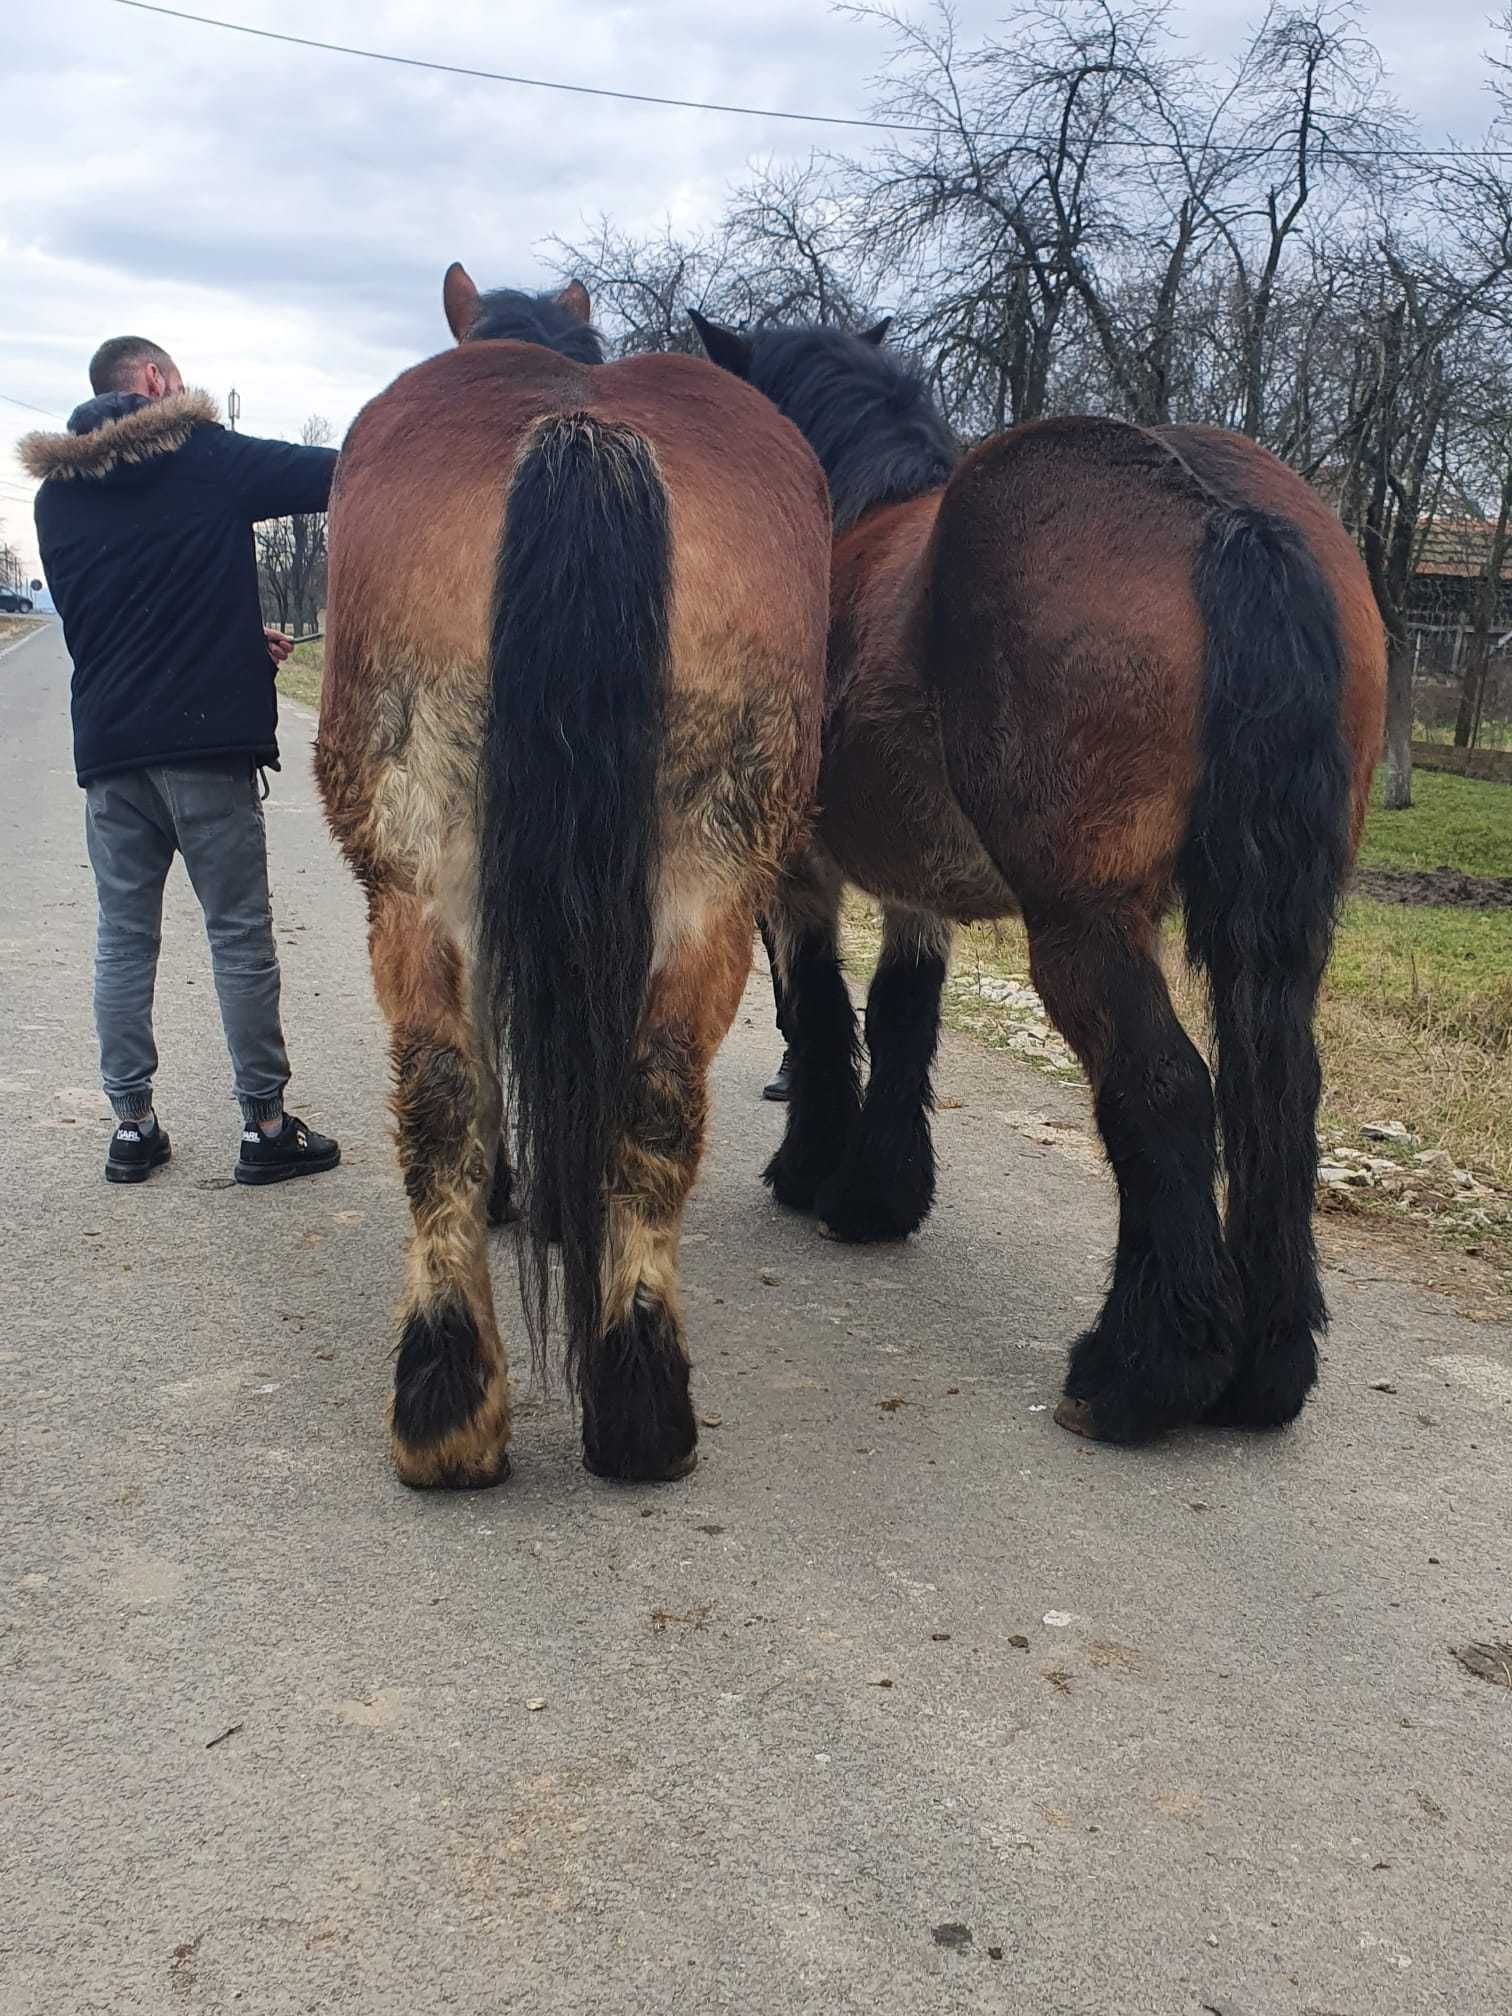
690,313,1386,1448
316,271,829,1488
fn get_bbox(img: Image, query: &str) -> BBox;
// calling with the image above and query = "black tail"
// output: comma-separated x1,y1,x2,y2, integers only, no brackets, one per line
1179,508,1352,1426
478,413,670,1385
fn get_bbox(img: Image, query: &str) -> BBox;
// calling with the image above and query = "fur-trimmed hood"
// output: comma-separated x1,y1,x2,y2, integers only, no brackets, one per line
19,388,220,483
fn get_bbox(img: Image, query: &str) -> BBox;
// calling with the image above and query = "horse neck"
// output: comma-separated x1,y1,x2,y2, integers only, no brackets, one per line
834,490,946,594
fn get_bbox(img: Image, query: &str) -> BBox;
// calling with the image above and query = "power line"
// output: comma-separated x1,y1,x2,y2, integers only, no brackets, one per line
110,0,941,138
108,0,1512,164
0,392,64,420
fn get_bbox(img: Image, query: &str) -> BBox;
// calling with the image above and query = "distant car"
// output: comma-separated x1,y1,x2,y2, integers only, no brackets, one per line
0,591,34,613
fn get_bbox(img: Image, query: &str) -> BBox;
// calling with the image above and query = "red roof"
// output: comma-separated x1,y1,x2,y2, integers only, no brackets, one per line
1414,517,1512,582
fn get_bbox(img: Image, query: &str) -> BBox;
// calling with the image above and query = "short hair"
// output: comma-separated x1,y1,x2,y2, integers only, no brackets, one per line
89,336,174,395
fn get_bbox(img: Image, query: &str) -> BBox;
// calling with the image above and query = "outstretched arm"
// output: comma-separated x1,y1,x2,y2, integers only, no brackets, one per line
211,429,339,522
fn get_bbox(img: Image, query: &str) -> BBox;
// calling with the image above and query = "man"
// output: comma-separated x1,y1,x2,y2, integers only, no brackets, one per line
22,335,341,1186
757,916,792,1101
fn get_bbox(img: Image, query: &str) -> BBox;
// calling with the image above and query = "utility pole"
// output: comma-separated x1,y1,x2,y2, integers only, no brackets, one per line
228,388,241,433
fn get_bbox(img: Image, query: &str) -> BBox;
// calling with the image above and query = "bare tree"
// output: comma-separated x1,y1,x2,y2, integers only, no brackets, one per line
552,0,1512,805
1446,355,1512,745
1193,4,1405,442
257,415,332,634
547,218,753,354
726,160,872,327
552,172,869,358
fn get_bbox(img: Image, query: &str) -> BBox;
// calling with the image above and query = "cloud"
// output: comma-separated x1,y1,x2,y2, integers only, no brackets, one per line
1,0,1501,574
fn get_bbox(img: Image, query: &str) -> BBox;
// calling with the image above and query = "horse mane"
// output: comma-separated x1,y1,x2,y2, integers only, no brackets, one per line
467,288,606,363
744,326,958,530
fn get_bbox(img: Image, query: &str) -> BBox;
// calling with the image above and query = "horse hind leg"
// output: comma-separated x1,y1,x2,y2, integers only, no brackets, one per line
817,903,951,1243
1027,898,1237,1444
581,902,751,1482
485,1141,519,1229
370,882,512,1488
762,849,862,1214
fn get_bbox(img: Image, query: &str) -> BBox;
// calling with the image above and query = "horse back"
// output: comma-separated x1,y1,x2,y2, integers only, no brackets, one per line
328,342,827,693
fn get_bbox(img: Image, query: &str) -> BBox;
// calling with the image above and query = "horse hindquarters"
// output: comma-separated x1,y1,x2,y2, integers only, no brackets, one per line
921,427,1244,1438
923,423,1367,1439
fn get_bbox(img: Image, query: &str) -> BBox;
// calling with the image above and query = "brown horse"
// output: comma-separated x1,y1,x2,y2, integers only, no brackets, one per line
690,314,1386,1448
316,271,829,1488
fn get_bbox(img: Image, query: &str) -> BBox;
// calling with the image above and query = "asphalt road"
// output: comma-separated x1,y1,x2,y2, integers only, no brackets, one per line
3,619,1509,2015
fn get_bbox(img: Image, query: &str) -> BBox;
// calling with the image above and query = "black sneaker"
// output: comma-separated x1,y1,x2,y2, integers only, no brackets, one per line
234,1112,341,1186
762,1049,793,1102
106,1118,171,1184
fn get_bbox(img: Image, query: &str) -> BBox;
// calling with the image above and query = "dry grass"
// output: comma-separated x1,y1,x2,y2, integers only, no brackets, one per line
0,614,45,648
275,638,323,711
1314,906,1512,1188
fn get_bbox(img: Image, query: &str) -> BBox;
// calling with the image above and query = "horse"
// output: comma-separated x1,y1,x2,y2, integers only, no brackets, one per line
689,312,1387,1449
315,271,830,1488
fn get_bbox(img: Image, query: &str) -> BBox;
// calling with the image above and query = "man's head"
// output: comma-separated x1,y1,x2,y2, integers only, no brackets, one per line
88,337,184,401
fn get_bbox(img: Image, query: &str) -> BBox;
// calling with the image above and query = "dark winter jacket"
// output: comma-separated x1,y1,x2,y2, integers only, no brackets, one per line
21,390,337,785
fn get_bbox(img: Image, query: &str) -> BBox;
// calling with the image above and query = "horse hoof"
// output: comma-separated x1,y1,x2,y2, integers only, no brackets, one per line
583,1444,698,1485
813,1155,932,1242
1054,1396,1102,1439
816,1185,925,1244
763,1149,821,1214
395,1444,513,1491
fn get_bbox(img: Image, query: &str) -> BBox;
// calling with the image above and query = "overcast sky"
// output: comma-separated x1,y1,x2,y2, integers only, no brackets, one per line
3,0,1507,577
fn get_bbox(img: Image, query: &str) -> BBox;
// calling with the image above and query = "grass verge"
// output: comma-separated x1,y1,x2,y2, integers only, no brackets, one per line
1356,765,1512,878
276,638,323,712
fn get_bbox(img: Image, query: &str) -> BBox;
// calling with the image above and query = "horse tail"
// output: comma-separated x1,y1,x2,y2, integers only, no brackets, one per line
477,412,670,1386
1178,507,1352,1422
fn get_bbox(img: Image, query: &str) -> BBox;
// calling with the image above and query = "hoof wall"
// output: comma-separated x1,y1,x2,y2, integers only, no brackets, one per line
396,1448,512,1492
584,1445,698,1485
1054,1397,1102,1440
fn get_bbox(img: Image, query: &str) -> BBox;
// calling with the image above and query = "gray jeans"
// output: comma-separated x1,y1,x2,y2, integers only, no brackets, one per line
84,761,290,1125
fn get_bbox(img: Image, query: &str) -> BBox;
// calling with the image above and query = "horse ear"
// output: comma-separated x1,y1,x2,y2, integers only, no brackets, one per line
860,317,893,347
443,262,480,343
556,280,592,324
689,310,753,379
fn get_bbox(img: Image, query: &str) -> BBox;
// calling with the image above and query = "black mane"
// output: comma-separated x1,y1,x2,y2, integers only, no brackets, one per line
743,326,958,529
467,288,606,363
